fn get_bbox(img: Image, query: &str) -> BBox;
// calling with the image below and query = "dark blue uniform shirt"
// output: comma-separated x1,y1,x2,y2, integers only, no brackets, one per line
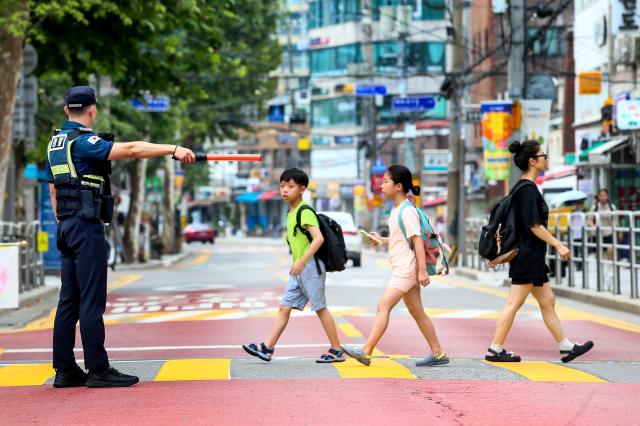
46,121,114,183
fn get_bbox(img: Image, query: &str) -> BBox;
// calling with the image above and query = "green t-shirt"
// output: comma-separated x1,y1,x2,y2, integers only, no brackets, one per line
287,201,319,263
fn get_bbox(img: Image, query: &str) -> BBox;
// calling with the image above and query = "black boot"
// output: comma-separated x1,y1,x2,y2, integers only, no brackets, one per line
53,365,88,388
86,366,139,388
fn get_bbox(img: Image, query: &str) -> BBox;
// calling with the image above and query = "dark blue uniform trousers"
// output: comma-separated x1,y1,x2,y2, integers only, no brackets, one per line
53,216,109,372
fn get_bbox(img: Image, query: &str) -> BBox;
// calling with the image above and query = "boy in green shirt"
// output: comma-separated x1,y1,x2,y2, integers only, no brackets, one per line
242,168,345,363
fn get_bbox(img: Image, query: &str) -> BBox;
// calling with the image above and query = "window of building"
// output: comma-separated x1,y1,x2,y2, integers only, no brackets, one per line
373,41,446,73
372,0,445,20
310,44,361,75
311,96,360,127
309,0,360,29
527,26,565,57
281,50,309,72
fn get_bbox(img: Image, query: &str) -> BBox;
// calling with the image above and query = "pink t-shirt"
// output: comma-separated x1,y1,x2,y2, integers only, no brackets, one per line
388,202,421,278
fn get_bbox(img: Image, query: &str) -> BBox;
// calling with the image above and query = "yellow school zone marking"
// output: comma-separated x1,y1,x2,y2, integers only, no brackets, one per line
155,359,230,381
0,364,55,386
376,258,391,270
486,360,606,382
438,275,640,334
333,358,415,379
108,274,143,293
337,323,363,338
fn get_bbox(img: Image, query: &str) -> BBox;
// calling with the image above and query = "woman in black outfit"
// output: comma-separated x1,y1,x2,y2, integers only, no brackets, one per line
485,140,594,363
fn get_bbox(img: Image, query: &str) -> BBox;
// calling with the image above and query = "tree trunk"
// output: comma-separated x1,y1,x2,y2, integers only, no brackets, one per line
14,140,26,222
123,158,147,263
0,30,23,221
161,156,176,254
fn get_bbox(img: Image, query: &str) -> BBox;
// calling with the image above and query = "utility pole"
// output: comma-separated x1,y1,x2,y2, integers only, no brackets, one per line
397,5,414,173
285,12,300,167
361,0,375,229
446,0,465,263
507,0,526,190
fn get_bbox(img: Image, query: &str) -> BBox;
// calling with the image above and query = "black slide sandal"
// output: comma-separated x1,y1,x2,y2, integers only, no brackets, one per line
485,348,521,362
561,341,594,363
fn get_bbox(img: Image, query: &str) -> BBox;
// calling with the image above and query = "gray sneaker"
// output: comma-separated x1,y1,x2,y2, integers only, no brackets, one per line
416,352,450,367
341,345,371,366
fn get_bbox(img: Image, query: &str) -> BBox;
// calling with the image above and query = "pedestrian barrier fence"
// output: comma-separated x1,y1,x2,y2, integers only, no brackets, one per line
0,221,45,293
463,211,639,299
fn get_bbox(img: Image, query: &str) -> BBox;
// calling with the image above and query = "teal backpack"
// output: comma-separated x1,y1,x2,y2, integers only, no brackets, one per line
397,201,449,276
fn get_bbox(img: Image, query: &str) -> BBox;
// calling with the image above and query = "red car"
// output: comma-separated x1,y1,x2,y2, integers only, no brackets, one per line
183,223,215,244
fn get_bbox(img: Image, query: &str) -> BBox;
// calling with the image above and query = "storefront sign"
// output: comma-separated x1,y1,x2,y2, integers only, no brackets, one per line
613,0,640,33
521,99,552,153
616,100,640,129
481,101,513,181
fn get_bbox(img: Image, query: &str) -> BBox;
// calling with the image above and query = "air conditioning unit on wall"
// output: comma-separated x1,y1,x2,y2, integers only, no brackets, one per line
614,35,640,65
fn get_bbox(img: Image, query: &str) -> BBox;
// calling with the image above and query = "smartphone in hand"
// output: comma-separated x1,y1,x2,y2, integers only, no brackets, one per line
359,230,383,246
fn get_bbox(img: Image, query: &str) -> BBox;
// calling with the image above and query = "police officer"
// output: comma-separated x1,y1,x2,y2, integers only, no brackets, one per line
46,86,195,388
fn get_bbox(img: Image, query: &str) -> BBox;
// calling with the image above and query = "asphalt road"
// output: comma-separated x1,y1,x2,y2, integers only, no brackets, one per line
2,237,639,425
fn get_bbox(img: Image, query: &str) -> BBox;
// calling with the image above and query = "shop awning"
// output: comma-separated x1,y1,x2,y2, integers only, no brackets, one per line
578,137,629,164
422,197,447,207
587,137,629,165
234,192,261,203
258,191,279,201
535,167,576,185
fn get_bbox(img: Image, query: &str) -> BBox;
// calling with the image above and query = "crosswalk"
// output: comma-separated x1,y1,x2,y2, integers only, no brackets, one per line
0,357,618,387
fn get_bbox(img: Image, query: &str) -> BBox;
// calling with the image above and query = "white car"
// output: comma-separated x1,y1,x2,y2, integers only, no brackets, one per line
319,211,362,267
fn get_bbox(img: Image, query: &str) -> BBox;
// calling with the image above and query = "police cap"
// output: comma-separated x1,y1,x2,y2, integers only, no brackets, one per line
65,86,97,108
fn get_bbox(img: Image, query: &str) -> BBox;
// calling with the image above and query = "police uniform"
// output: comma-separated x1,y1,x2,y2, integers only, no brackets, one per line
46,87,137,387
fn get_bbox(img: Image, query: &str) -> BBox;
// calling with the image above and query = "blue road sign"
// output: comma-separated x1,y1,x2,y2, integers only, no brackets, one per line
356,85,387,96
392,96,437,111
132,96,170,112
371,157,386,174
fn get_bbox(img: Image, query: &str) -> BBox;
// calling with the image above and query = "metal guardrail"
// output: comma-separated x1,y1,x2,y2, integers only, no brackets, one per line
463,211,639,299
0,221,45,293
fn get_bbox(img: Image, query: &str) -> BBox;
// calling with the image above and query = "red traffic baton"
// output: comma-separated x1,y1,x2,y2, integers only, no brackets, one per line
192,153,263,162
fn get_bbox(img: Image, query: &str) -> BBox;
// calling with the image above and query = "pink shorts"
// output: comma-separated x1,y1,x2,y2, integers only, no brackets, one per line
387,275,418,293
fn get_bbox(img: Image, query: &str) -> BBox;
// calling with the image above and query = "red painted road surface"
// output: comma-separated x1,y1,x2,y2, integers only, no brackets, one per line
4,379,639,425
347,316,640,361
3,315,640,362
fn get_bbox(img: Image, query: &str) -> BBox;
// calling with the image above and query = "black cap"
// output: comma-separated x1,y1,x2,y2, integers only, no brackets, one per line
65,86,97,108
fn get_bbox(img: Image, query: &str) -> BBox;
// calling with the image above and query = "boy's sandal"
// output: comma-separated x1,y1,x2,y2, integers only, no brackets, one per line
316,347,346,363
485,348,521,362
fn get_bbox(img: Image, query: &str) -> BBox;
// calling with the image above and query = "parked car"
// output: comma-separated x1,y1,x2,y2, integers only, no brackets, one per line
319,211,362,267
183,222,215,244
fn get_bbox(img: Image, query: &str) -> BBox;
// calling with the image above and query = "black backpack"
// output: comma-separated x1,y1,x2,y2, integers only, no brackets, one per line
293,205,348,273
478,180,536,263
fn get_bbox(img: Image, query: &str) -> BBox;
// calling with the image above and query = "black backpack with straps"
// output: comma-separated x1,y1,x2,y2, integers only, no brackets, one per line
293,205,348,273
478,180,536,264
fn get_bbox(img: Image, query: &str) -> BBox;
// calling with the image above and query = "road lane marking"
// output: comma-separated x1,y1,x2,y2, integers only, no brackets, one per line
333,358,415,379
337,323,363,338
485,361,606,382
0,364,55,386
155,359,230,381
108,274,144,293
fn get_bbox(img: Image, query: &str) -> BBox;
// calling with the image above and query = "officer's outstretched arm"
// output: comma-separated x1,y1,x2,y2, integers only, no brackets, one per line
108,142,195,162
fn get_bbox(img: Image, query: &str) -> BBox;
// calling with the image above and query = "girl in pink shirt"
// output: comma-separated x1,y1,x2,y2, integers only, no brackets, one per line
342,165,448,367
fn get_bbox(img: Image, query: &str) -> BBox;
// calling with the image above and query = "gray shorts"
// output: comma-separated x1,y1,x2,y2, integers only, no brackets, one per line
280,259,327,311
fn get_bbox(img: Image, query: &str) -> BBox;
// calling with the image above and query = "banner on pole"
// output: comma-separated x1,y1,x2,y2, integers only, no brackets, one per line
521,100,552,153
481,101,513,181
0,244,20,309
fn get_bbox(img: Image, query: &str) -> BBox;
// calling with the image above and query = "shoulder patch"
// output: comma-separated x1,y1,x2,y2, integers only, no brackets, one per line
87,135,101,144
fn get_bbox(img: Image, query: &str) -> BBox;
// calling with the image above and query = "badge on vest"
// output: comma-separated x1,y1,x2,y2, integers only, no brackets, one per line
49,134,67,151
87,135,101,144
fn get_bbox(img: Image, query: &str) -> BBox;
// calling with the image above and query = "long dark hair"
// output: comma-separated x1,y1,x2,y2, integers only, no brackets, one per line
386,165,420,195
508,140,540,171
